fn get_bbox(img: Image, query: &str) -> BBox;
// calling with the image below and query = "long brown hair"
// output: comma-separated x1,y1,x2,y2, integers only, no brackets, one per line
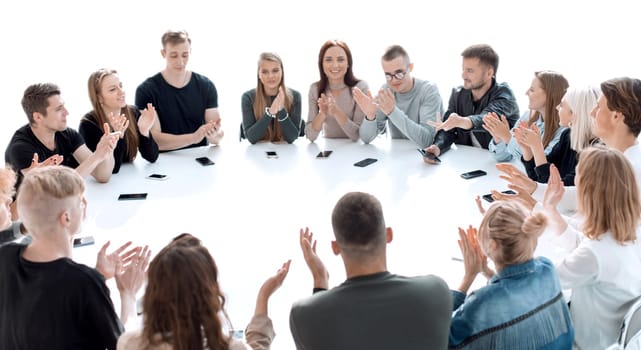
576,146,640,242
528,71,569,148
142,234,230,350
86,68,139,161
253,52,292,142
316,40,360,94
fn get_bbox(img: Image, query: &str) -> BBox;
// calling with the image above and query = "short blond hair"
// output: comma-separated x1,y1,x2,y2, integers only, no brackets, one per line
478,200,547,266
17,166,84,232
576,146,640,242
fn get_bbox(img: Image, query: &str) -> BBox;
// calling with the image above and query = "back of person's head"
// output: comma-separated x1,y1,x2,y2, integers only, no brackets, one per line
331,192,386,259
16,166,84,234
576,145,641,242
600,77,641,137
478,200,547,267
564,85,600,151
381,45,410,65
531,70,569,148
21,83,60,124
317,40,359,89
161,30,191,48
142,233,229,350
461,44,499,76
87,68,139,161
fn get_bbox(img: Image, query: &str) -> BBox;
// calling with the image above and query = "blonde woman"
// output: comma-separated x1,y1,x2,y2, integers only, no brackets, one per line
544,146,641,349
451,200,573,349
518,86,600,186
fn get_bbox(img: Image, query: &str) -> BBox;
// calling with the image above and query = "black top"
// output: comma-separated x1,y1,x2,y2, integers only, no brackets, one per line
523,128,577,186
0,244,123,349
434,78,520,152
79,107,159,173
4,124,84,190
135,72,218,150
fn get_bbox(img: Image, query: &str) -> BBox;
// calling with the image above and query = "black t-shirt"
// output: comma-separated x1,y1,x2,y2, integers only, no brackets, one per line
4,124,84,191
135,72,218,150
0,243,123,350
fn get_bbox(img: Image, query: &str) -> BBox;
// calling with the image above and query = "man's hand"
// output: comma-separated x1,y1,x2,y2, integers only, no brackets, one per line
428,112,472,131
482,112,511,144
95,241,140,280
21,153,63,175
353,87,378,120
299,227,329,290
137,103,156,137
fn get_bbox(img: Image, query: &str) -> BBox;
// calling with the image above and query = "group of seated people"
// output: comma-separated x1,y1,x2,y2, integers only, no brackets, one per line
1,28,641,349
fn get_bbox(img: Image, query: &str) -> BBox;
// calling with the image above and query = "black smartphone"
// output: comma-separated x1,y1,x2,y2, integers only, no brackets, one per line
417,148,441,163
73,236,95,247
266,151,278,159
354,158,378,167
146,173,168,180
482,190,517,203
461,169,487,179
316,150,333,158
118,193,148,201
195,156,215,166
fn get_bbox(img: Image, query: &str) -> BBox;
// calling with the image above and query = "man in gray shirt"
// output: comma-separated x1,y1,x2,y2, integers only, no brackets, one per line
355,45,443,149
290,192,452,350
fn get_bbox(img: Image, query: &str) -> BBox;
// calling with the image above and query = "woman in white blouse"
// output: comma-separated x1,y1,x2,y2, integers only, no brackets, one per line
543,146,641,349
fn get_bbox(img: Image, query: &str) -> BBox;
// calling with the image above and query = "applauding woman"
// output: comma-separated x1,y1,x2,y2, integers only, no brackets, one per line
241,52,302,144
305,40,369,142
80,68,158,173
118,233,290,350
543,147,641,349
450,201,573,349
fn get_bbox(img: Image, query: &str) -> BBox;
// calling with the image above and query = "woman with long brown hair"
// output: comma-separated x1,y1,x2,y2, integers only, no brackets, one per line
117,234,290,350
241,52,302,144
305,40,368,142
80,68,158,173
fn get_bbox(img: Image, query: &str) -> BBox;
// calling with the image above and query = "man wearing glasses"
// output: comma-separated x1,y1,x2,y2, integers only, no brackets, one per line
422,44,520,163
355,45,443,149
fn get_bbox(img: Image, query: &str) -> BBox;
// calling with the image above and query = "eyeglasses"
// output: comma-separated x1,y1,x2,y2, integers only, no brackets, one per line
385,69,408,82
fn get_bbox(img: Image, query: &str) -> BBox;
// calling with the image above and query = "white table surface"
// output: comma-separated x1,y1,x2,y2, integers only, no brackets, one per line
73,135,527,349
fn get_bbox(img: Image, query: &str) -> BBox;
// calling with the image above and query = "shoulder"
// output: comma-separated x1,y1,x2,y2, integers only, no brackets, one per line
117,330,146,350
289,88,301,99
492,81,516,96
137,73,163,89
79,112,99,127
355,80,369,91
193,72,215,86
0,243,23,261
308,82,320,95
242,89,256,99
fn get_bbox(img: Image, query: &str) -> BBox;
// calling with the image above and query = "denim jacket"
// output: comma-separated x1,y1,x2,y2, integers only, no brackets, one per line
449,257,574,350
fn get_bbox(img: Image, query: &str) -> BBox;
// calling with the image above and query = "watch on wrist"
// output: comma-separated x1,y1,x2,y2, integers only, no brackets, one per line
265,107,275,118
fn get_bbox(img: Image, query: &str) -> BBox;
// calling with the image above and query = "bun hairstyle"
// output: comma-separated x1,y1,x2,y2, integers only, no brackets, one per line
478,200,547,266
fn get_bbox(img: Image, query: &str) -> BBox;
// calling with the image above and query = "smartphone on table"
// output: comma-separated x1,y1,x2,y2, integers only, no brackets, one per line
73,236,95,247
354,158,378,167
146,173,168,180
266,151,278,159
460,169,487,179
316,150,333,158
118,193,148,201
195,157,215,166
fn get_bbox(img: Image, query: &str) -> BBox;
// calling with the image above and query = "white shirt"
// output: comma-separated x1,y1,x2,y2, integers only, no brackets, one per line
554,225,641,350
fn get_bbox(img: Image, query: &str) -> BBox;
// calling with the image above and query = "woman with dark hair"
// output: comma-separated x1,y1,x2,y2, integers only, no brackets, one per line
80,68,158,173
117,234,290,350
305,40,369,142
241,52,302,144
